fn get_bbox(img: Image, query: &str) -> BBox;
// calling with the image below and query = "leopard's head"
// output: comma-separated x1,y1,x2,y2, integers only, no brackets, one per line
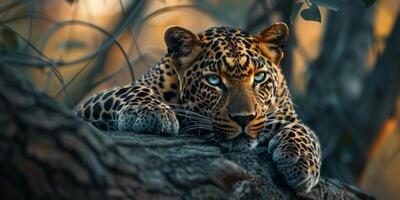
165,23,289,150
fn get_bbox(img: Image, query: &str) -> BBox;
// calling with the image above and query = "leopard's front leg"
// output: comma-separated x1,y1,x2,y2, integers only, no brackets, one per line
268,122,321,193
116,92,179,135
77,85,179,135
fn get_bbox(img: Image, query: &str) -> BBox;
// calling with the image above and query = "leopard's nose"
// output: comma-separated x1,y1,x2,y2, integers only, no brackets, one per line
229,113,256,128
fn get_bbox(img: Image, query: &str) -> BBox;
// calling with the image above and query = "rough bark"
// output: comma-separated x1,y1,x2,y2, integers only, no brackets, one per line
0,65,375,200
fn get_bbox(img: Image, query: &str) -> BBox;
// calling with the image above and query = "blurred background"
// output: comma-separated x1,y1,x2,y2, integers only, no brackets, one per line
0,0,399,199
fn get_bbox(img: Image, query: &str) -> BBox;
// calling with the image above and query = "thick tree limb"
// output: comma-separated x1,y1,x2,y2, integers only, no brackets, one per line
0,65,375,199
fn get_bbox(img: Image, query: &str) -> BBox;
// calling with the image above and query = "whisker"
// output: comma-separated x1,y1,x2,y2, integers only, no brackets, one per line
175,113,213,124
264,119,289,126
173,107,211,119
212,126,235,133
204,133,223,145
180,124,212,130
179,123,213,135
180,125,212,134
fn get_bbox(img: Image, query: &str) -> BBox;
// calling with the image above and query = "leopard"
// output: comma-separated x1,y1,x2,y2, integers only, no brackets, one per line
76,22,321,193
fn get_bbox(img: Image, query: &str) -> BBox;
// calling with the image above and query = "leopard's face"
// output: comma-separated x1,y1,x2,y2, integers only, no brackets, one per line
165,24,288,150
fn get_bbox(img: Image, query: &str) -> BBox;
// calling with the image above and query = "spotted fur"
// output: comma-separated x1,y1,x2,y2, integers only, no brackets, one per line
76,22,321,193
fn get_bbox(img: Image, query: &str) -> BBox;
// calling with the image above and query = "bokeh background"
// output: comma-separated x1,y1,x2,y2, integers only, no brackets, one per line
0,0,399,199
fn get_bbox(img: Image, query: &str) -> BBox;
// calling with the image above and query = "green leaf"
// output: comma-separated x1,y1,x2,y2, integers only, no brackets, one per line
300,5,321,23
311,0,339,11
58,39,86,51
290,2,304,25
361,0,376,7
0,29,19,51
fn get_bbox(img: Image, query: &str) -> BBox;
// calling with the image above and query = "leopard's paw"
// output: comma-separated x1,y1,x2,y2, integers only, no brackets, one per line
118,103,179,135
268,132,320,193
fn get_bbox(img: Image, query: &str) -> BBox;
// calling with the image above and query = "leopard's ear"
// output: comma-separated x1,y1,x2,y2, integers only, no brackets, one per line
256,22,289,65
164,26,202,77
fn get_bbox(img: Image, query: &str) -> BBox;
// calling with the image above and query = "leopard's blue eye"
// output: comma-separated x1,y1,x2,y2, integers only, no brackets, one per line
254,72,266,83
206,75,221,86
